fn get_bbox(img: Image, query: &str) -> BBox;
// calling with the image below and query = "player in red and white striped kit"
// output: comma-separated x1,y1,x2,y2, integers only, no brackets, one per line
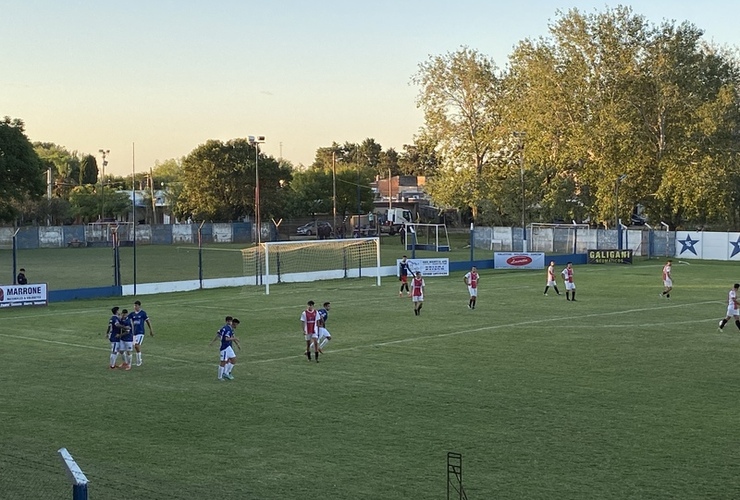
464,266,479,309
411,271,425,316
561,262,576,301
543,261,561,296
718,283,740,332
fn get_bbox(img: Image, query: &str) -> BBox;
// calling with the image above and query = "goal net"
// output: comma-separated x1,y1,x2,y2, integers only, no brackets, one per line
402,223,450,252
528,223,591,254
242,237,381,294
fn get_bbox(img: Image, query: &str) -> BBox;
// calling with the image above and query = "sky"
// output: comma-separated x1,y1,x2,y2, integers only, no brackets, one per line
2,0,739,176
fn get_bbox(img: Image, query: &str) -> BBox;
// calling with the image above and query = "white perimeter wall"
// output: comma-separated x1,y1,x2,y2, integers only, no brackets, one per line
675,231,740,261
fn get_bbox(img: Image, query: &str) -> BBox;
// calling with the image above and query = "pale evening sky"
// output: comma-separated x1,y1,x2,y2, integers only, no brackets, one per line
2,1,738,176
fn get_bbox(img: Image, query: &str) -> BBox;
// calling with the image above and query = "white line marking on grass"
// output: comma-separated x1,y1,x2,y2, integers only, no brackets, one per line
567,317,719,328
0,333,194,364
1,301,723,367
251,301,722,363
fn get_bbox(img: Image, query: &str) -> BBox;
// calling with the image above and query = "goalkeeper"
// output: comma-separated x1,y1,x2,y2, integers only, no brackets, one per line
399,255,411,297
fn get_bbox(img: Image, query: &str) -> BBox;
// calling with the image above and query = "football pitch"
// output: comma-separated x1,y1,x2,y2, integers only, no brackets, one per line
1,260,739,499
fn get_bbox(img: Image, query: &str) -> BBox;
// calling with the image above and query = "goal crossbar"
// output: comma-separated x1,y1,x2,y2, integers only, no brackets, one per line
403,223,450,252
242,237,381,294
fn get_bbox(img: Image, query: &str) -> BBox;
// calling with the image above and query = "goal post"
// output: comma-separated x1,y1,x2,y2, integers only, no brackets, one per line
528,222,590,254
241,237,381,294
403,223,450,252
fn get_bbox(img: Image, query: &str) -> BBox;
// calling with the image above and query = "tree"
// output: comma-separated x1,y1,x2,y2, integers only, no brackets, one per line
412,47,507,218
505,6,740,228
78,154,99,185
68,184,129,222
398,133,440,176
178,139,292,222
0,117,45,222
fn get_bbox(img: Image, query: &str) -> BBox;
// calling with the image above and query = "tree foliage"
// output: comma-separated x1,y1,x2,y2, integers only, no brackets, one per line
0,117,45,222
412,47,507,218
178,139,292,222
414,8,740,229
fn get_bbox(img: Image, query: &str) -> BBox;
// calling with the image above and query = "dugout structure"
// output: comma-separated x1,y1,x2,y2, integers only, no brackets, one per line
242,237,381,294
403,223,450,252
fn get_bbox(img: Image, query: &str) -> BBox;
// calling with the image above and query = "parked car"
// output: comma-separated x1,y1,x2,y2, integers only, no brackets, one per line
297,221,332,236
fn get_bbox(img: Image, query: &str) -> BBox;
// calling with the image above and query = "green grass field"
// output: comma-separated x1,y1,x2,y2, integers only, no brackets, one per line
1,259,739,499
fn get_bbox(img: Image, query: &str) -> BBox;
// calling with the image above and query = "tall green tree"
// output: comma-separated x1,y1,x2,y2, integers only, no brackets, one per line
398,133,440,177
0,117,45,222
178,139,292,222
78,154,99,185
505,6,740,228
412,47,507,218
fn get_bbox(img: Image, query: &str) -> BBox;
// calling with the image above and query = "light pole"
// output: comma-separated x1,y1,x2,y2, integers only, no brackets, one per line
356,152,361,235
514,132,526,252
332,152,338,238
99,149,109,220
248,136,266,244
616,173,627,249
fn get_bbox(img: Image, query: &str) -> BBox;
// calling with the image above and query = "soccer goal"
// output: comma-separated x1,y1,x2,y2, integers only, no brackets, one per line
528,222,590,254
403,223,450,252
242,237,381,294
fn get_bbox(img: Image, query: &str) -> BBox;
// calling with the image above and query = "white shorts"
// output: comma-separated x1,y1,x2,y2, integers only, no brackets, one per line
468,286,478,297
565,282,576,291
118,340,134,352
220,346,236,361
134,334,145,345
318,327,331,340
546,280,557,287
304,332,318,341
412,295,424,303
664,278,673,288
110,342,119,353
726,306,739,318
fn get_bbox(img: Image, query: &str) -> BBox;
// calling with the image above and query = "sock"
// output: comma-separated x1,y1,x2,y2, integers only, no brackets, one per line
735,320,740,330
666,293,670,298
472,299,476,309
566,292,570,300
315,351,319,362
720,319,728,329
137,352,142,364
572,291,576,300
110,353,118,367
218,365,224,379
226,363,233,375
554,286,560,294
544,286,549,294
319,338,330,349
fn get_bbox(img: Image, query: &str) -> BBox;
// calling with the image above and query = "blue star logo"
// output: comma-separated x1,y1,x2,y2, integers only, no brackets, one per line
678,234,699,255
730,236,740,258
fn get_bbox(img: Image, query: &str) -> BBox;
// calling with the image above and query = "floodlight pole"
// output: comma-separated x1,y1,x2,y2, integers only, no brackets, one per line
98,149,109,220
249,135,266,244
616,174,627,249
332,151,338,238
514,132,526,252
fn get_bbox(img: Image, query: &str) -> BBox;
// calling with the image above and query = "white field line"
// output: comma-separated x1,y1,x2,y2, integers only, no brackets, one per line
0,333,194,364
0,301,728,367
